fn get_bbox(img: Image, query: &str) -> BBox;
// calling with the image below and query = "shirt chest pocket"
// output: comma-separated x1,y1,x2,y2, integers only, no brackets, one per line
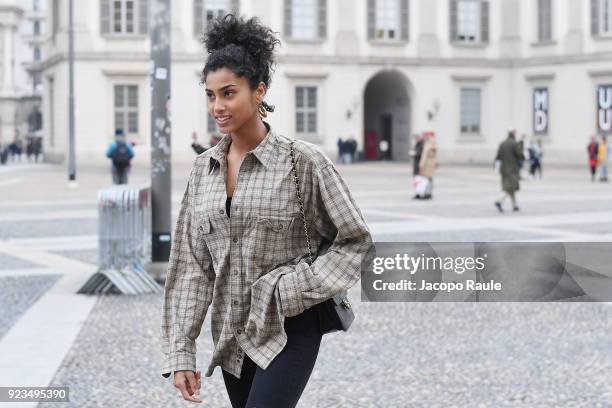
248,214,297,274
197,212,226,271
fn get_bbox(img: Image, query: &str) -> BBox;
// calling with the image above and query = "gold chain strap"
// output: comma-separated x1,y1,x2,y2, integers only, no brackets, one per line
289,141,313,265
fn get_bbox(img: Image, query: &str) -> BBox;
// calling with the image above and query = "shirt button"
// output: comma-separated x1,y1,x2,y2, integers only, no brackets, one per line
233,300,239,305
219,209,224,214
236,329,242,334
233,271,239,276
233,237,238,243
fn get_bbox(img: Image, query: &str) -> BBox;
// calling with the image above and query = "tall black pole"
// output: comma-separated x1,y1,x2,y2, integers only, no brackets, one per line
67,0,76,182
150,0,172,261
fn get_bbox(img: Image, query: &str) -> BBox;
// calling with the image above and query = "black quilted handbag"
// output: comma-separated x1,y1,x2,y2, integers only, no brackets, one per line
289,141,355,334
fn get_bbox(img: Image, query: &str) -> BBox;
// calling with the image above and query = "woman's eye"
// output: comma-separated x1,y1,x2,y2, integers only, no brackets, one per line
225,91,234,96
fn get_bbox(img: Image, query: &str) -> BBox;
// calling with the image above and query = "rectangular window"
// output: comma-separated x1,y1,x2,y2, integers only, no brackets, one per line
205,0,230,23
195,0,237,37
295,86,317,135
114,85,139,134
375,0,399,40
457,0,481,43
460,88,481,133
291,0,317,39
537,0,552,41
110,0,147,35
600,0,612,34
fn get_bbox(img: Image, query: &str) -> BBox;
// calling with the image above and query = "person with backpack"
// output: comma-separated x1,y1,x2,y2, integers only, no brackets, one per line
105,128,134,184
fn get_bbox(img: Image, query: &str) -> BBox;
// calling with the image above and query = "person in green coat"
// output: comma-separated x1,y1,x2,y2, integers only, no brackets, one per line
494,130,525,212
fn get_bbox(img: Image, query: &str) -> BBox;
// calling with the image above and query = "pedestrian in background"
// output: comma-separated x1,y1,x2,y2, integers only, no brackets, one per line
416,132,437,200
33,136,43,162
341,137,356,164
587,135,599,182
209,133,222,147
347,137,357,163
379,139,390,160
598,135,610,182
25,135,34,162
105,128,134,185
494,129,524,212
411,133,424,177
528,139,543,180
8,136,22,162
517,134,526,179
191,131,207,155
0,143,8,165
337,137,343,162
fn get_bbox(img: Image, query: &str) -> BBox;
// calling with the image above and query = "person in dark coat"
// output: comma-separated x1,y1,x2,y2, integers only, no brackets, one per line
33,136,43,162
412,133,424,176
494,130,524,212
191,131,208,155
587,135,599,182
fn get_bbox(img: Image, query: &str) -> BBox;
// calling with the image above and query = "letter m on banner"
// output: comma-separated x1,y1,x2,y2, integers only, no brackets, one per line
598,85,612,134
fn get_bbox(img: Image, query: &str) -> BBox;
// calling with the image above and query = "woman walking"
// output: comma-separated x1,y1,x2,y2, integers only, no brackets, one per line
160,15,373,408
587,135,599,182
417,132,438,199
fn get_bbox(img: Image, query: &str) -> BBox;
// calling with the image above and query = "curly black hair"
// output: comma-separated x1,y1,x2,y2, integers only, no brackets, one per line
201,14,281,113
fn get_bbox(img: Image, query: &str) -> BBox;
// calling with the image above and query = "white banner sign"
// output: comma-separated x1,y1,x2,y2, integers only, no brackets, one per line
533,88,548,134
598,85,612,133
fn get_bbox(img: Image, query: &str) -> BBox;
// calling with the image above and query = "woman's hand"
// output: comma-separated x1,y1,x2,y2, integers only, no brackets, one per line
173,370,202,403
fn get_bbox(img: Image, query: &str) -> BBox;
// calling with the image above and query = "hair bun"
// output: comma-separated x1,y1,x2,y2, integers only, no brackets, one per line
201,14,280,90
204,14,277,70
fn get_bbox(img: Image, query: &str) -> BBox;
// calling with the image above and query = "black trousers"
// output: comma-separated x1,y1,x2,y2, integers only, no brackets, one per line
222,307,322,408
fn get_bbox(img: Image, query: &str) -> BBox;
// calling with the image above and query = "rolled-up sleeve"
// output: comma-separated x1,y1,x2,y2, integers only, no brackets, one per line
160,165,215,378
275,163,374,318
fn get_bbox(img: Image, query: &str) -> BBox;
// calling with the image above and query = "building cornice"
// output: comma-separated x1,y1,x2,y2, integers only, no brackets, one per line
40,51,612,73
588,69,612,78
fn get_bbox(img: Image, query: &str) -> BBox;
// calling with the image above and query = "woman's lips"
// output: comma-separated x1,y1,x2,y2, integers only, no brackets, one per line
216,116,231,126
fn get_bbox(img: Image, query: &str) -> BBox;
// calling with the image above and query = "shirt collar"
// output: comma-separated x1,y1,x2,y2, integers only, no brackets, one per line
209,121,277,173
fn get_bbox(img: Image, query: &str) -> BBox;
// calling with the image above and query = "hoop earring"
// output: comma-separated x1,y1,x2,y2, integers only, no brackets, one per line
258,103,268,118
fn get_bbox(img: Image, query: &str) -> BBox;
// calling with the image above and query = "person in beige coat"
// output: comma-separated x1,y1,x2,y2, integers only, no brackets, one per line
416,133,438,200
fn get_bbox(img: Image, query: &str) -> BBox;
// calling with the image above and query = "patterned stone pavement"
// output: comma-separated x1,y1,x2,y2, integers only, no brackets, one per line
1,159,612,407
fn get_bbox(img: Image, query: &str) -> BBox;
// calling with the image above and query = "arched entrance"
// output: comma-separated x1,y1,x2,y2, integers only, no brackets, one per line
363,70,412,161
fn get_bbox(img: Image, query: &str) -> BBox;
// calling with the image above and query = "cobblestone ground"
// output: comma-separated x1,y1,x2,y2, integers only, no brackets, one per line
2,159,612,407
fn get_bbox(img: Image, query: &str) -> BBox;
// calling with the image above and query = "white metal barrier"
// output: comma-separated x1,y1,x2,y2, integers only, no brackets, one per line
78,185,162,295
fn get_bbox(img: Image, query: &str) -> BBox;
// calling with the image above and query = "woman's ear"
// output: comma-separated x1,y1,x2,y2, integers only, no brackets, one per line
257,82,267,100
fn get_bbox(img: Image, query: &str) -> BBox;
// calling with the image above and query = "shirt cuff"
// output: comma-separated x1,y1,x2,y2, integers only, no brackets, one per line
277,267,307,318
161,351,196,378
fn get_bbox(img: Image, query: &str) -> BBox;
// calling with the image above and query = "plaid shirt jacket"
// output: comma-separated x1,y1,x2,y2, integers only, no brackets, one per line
161,122,373,379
